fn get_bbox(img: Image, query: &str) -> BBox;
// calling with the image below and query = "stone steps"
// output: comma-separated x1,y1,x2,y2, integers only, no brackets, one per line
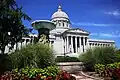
71,74,94,80
71,71,104,80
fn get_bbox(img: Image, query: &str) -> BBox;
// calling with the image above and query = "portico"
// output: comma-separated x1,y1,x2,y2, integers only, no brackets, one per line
62,28,89,54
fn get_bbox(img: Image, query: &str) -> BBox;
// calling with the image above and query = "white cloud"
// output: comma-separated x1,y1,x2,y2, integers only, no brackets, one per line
100,33,120,38
90,33,98,36
90,32,120,38
104,10,120,16
71,22,120,27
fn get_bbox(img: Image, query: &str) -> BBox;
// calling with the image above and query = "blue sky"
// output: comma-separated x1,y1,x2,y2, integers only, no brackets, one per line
17,0,120,48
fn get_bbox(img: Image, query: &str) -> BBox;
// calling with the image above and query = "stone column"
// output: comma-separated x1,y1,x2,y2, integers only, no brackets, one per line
64,37,66,53
109,44,111,47
67,36,69,53
84,37,87,51
79,37,81,53
86,37,89,49
93,43,95,47
75,36,77,53
71,36,73,53
65,37,67,53
23,39,25,46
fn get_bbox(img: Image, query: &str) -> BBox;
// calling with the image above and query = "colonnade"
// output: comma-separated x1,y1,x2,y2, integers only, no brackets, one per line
4,37,34,53
64,36,88,54
89,43,113,48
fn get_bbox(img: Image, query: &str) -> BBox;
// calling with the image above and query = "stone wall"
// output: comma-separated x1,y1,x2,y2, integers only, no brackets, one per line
57,62,84,73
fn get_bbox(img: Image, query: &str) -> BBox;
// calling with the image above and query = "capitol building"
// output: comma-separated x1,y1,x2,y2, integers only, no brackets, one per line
3,6,115,57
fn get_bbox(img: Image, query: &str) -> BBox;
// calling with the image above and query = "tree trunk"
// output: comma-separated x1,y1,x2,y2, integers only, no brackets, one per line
1,46,5,54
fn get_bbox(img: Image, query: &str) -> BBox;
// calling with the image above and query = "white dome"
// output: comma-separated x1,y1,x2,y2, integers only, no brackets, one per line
51,6,69,19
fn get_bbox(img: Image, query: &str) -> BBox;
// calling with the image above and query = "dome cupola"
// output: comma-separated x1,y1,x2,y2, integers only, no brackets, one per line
51,6,69,19
51,6,70,29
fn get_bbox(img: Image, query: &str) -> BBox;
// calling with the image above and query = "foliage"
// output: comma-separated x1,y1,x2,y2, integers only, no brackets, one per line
39,34,49,43
0,54,12,74
9,7,31,50
79,47,116,71
9,43,55,69
114,49,120,62
95,62,120,79
0,67,76,80
94,64,105,75
56,71,76,80
0,66,60,80
0,0,31,54
55,56,80,62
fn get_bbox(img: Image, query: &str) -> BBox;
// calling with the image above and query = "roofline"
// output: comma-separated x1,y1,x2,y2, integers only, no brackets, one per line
62,28,90,34
88,39,115,43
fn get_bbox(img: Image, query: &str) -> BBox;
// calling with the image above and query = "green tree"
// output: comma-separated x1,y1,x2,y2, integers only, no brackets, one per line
0,0,31,54
9,7,31,50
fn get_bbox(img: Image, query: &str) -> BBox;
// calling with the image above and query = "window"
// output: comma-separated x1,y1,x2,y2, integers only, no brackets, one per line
66,23,68,27
59,23,61,26
63,23,64,27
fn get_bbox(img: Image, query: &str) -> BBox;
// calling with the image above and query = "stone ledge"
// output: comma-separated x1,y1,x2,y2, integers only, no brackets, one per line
57,62,83,66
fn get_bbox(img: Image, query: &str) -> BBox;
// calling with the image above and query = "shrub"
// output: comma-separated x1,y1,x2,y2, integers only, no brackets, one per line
94,63,105,75
9,43,55,69
95,62,120,79
0,54,12,74
56,71,76,80
0,66,75,80
79,47,116,71
55,56,80,62
0,66,60,80
114,49,120,62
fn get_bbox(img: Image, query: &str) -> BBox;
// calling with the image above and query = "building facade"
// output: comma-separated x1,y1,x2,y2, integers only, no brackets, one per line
2,6,115,57
48,6,115,57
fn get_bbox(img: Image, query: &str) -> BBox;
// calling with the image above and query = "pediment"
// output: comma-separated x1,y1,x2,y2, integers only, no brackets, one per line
64,28,89,34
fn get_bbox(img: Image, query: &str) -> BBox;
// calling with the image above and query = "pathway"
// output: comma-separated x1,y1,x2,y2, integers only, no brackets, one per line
71,71,103,80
